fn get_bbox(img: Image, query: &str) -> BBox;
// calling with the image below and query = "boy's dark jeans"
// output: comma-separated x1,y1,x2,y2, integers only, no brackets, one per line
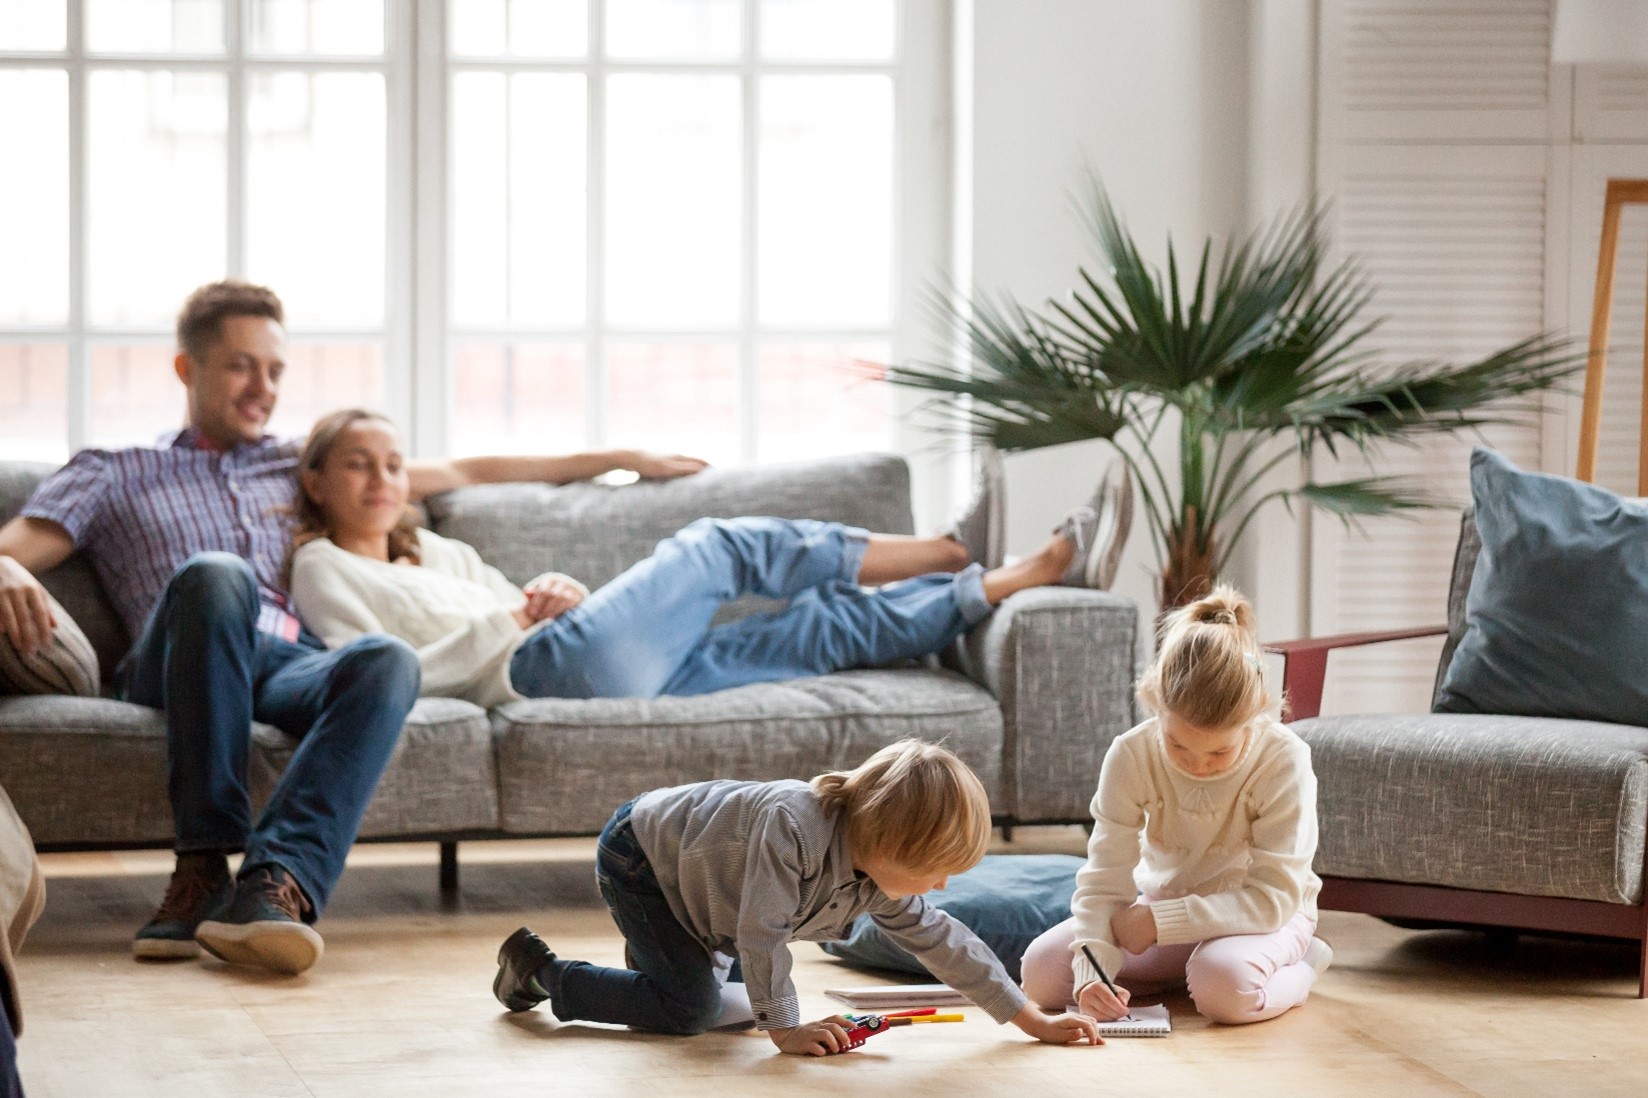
546,801,725,1034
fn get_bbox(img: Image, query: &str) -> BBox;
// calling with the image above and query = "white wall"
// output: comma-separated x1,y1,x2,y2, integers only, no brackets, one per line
953,0,1257,627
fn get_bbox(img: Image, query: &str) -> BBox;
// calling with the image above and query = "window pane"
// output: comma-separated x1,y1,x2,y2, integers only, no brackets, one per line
0,344,68,462
760,0,893,60
452,72,586,327
605,0,740,60
759,75,891,325
450,0,586,58
249,0,383,56
606,75,740,328
87,71,226,327
0,70,67,325
89,343,184,447
86,0,222,53
756,343,889,464
247,72,385,327
451,342,586,456
0,0,64,50
607,343,738,466
265,342,385,440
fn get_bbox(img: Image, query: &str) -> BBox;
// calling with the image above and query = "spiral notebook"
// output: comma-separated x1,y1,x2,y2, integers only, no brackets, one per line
1075,1002,1172,1037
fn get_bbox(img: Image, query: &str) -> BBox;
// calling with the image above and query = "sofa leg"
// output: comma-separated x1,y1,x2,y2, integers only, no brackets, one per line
999,825,1013,843
439,841,459,896
1639,927,1647,1000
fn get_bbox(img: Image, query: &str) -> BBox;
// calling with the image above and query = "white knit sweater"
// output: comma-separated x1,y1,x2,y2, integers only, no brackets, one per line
289,530,585,708
1068,715,1321,990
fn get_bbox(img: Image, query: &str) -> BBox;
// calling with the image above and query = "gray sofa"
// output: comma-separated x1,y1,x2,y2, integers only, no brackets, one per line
1268,509,1648,996
0,453,1139,887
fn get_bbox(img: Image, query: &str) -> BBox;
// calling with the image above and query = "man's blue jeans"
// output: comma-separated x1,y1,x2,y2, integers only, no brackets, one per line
116,553,421,913
543,801,727,1034
508,517,993,699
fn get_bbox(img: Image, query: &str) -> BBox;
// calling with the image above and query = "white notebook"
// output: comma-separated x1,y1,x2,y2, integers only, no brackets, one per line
824,983,971,1010
1078,1002,1172,1037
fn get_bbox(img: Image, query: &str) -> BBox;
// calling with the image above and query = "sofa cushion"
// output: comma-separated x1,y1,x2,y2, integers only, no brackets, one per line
1436,447,1648,725
1294,713,1648,904
493,668,1004,834
251,698,500,837
0,696,172,845
424,453,915,595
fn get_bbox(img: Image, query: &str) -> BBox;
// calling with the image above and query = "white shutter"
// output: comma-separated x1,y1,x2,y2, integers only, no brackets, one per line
1574,67,1648,144
1310,144,1555,715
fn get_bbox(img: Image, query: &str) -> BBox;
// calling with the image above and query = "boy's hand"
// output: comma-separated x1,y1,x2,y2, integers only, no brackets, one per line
769,1016,856,1056
1011,1003,1103,1046
1076,978,1132,1022
1111,902,1158,955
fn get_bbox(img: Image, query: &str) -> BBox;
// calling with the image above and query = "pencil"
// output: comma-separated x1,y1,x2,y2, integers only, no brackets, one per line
1080,944,1123,998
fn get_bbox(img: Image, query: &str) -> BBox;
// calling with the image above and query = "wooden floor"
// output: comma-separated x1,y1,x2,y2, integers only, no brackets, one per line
14,828,1647,1097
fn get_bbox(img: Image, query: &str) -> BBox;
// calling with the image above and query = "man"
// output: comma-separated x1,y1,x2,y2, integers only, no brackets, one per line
0,281,705,975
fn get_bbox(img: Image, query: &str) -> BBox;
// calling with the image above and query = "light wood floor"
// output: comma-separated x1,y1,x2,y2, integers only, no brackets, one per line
14,828,1647,1097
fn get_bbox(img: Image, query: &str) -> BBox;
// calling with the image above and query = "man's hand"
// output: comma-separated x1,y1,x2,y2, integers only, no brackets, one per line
1111,902,1158,955
768,1016,855,1056
0,556,55,657
519,575,586,624
1011,1003,1103,1046
622,451,709,480
1076,978,1132,1023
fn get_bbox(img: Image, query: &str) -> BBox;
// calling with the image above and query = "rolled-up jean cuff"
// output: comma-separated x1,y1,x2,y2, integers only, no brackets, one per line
836,526,871,583
952,563,992,625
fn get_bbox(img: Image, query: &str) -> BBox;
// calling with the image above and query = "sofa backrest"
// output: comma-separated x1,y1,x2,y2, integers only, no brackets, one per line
424,452,916,591
0,462,133,679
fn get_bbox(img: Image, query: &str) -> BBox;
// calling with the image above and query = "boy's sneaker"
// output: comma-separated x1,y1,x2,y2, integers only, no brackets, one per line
1303,936,1334,977
1055,461,1133,590
195,865,324,975
494,926,557,1012
132,851,233,960
941,445,1006,569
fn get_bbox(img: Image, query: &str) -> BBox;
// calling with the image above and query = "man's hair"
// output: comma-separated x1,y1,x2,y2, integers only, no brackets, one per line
1137,583,1274,730
176,280,284,362
812,739,991,874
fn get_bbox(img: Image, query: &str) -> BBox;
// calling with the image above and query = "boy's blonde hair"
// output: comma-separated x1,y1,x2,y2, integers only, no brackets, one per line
811,740,991,873
1137,584,1273,730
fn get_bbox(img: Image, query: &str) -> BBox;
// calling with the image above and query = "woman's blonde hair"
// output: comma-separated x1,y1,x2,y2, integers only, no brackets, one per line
282,408,422,587
1137,584,1272,730
811,740,992,874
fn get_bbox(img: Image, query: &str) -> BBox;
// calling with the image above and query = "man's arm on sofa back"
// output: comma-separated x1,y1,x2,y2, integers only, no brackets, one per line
946,587,1139,824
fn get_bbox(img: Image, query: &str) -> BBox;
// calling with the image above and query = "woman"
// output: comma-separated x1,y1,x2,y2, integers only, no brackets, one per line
286,409,1121,706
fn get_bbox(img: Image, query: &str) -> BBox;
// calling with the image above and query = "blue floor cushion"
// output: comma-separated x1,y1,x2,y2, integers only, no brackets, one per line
821,853,1083,982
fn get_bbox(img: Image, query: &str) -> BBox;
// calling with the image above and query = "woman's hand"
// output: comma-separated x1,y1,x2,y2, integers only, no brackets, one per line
1012,1003,1103,1045
1111,902,1158,955
768,1016,856,1056
519,575,586,624
622,450,709,480
1075,978,1131,1022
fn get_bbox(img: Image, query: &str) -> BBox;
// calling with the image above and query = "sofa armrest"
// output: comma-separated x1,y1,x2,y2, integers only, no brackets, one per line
1263,626,1447,721
945,587,1139,822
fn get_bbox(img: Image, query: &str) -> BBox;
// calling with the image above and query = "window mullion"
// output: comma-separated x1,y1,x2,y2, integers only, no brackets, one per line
66,0,87,453
586,0,606,449
739,0,758,465
226,0,245,277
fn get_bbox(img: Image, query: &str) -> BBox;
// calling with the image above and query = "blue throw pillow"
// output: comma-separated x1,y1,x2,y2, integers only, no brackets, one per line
1434,446,1648,725
819,853,1083,982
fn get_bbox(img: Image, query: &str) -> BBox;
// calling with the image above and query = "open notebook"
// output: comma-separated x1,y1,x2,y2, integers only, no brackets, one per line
824,983,971,1010
1075,1002,1172,1037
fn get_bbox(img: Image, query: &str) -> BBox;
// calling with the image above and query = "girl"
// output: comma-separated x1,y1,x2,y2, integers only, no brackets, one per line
285,409,1121,705
1019,586,1330,1025
491,740,1102,1054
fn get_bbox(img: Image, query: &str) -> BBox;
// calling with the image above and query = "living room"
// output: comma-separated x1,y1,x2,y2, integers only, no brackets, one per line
1,1,1646,1095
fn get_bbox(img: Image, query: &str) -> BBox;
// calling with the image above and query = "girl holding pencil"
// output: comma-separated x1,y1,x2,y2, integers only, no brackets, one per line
1020,585,1331,1025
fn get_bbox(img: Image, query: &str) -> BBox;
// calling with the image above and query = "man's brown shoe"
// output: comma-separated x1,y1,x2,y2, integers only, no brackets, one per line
132,851,232,961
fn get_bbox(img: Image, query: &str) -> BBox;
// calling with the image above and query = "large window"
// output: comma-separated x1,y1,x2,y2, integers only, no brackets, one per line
0,0,940,464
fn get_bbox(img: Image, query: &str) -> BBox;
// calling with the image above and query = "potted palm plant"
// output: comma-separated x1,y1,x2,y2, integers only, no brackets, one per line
884,177,1581,611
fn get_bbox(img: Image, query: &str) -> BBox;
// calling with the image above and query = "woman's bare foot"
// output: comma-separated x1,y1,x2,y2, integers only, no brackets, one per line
980,533,1076,604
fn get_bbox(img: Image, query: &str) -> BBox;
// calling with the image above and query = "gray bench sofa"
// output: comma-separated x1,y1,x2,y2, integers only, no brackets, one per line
0,452,1139,889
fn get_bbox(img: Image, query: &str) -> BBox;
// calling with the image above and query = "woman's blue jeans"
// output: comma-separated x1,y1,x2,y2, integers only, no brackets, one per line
508,517,992,699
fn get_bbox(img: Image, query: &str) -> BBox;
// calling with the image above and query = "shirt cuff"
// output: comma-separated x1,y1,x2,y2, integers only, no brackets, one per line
1148,897,1196,945
750,994,802,1031
973,980,1028,1025
1070,939,1125,994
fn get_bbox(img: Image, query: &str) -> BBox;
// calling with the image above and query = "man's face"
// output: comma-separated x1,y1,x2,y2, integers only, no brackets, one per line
176,314,286,448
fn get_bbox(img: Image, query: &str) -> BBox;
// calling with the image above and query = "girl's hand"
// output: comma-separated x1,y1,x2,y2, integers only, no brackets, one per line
1012,1003,1102,1046
1111,902,1158,955
520,575,586,623
1076,978,1132,1022
769,1016,855,1056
